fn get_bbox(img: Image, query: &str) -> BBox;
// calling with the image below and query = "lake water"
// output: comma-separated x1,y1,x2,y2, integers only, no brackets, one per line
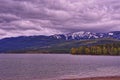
0,54,120,80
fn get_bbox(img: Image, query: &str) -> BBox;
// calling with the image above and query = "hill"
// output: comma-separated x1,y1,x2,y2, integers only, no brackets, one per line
0,31,120,53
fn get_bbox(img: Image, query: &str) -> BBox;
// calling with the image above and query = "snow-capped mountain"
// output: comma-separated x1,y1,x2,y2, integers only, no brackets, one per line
52,31,120,40
0,31,120,53
108,31,120,39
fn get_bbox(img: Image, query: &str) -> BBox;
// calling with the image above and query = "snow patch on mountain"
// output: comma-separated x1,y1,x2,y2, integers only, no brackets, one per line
52,31,120,40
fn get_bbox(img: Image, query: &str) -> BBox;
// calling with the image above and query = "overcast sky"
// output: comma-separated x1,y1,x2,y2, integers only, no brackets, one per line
0,0,120,38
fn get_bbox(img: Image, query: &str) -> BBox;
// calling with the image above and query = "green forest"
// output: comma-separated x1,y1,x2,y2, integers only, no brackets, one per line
71,43,120,55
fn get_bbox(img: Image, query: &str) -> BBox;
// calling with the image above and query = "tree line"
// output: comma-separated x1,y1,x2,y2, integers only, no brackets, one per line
71,43,120,55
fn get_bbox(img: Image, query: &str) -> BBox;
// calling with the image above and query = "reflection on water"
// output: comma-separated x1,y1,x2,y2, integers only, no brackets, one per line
0,54,120,80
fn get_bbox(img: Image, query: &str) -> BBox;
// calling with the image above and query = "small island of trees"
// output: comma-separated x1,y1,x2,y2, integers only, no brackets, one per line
71,43,120,55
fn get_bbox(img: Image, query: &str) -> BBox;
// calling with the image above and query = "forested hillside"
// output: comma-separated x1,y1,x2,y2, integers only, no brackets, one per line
71,43,120,55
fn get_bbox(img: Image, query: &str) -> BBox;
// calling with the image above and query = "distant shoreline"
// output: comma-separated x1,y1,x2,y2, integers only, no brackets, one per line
1,53,120,56
62,76,120,80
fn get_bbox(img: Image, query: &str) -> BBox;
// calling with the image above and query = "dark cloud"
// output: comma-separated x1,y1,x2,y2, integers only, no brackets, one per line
0,0,120,38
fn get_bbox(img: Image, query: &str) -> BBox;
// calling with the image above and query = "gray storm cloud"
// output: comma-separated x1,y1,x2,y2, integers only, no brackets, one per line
0,0,120,38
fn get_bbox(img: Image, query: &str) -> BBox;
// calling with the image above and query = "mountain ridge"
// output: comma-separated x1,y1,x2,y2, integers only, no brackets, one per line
0,31,120,53
1,31,120,40
52,31,120,40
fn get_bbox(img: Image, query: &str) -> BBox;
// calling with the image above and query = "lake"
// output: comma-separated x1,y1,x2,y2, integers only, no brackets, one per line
0,54,120,80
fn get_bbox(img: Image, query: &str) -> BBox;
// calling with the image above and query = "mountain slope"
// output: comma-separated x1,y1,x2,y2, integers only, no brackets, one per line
0,36,66,52
0,31,120,53
14,39,120,53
